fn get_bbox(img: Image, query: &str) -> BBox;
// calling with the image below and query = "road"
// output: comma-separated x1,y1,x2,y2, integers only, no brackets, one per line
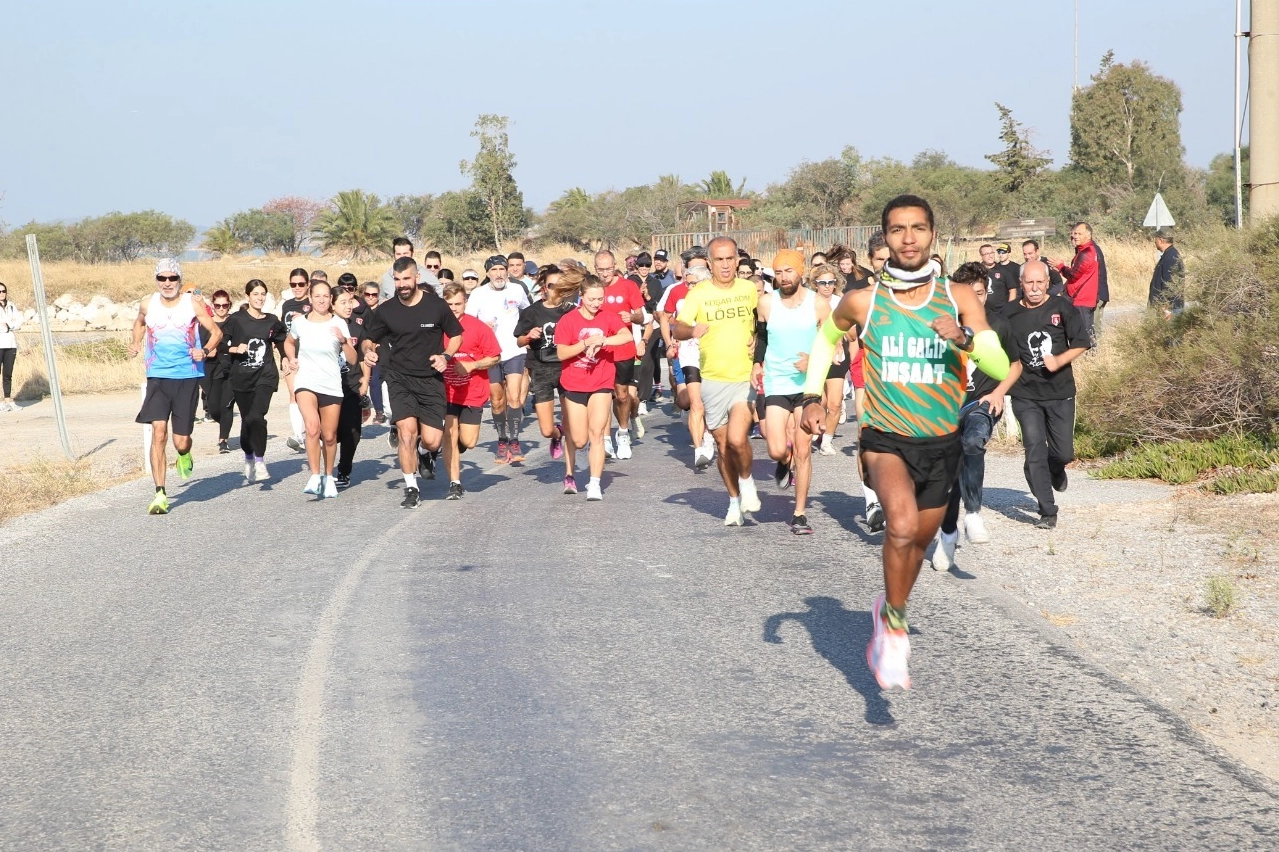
0,403,1275,851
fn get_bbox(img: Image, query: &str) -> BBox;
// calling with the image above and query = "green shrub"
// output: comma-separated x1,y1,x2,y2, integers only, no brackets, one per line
61,339,131,363
1204,575,1237,618
1096,435,1279,487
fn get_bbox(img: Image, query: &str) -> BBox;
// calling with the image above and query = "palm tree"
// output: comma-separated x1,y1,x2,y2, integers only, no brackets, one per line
201,222,243,258
315,190,399,260
699,170,747,197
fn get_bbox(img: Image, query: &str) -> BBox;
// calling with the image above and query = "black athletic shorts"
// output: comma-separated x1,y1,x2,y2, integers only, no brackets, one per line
386,371,446,430
764,392,805,413
826,341,850,381
682,365,702,384
528,364,561,405
136,377,200,435
445,403,484,426
561,387,612,406
614,358,636,386
295,388,342,408
859,427,961,510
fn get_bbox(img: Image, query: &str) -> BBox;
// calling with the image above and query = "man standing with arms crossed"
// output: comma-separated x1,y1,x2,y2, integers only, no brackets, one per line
752,249,829,534
675,237,761,526
130,260,223,515
801,196,1009,689
363,257,463,508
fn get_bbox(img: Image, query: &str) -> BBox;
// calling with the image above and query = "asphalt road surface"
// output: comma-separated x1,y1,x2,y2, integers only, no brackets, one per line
1,403,1276,851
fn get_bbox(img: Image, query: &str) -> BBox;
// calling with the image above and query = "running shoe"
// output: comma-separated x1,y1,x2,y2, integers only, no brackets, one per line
218,440,230,454
419,447,436,479
287,436,304,453
447,481,464,500
838,403,848,424
147,491,169,515
507,440,525,463
694,448,711,471
387,428,399,451
322,476,338,499
724,503,745,526
867,593,911,690
586,481,603,501
819,439,836,456
550,427,563,461
401,486,420,509
175,452,193,481
604,435,616,459
749,424,763,439
1052,467,1069,492
244,459,254,482
638,401,649,418
495,440,509,464
333,472,351,489
616,432,633,459
866,502,885,533
253,460,270,482
634,413,645,438
563,474,578,495
303,474,323,495
1035,513,1058,530
774,459,793,490
932,529,958,571
702,433,716,460
740,480,762,514
790,514,814,535
964,512,990,544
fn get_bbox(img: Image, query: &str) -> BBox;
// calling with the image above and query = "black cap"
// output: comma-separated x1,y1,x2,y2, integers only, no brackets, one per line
654,249,669,261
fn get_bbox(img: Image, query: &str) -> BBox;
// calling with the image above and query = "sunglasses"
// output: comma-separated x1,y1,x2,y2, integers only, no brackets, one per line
156,275,180,282
213,302,231,308
815,279,838,286
424,264,441,270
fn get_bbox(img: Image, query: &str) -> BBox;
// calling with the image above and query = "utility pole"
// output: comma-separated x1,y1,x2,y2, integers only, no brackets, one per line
1251,0,1279,222
1235,0,1245,228
1073,0,1080,92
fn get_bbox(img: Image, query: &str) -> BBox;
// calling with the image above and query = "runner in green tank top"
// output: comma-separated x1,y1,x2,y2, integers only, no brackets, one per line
798,195,1010,691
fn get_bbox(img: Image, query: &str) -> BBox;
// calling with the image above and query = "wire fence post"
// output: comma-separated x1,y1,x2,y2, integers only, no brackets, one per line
24,235,75,461
141,382,152,475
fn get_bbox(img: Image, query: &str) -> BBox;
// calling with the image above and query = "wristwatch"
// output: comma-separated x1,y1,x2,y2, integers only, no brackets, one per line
958,326,975,352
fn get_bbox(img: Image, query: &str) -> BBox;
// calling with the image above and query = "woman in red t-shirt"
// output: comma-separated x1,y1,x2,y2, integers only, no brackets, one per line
553,269,633,501
441,282,502,499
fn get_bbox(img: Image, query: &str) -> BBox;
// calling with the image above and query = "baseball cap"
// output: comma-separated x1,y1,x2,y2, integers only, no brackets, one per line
636,252,653,267
654,249,669,261
523,260,539,277
484,255,507,271
462,269,479,280
154,258,181,278
996,242,1012,253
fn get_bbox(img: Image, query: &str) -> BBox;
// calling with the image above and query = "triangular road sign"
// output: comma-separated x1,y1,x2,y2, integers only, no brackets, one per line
1143,193,1176,228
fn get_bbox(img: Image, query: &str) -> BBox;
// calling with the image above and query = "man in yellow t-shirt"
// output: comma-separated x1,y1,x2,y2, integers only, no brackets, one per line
674,236,760,526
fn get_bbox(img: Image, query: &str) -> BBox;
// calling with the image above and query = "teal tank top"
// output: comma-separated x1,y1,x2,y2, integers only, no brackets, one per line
763,288,817,396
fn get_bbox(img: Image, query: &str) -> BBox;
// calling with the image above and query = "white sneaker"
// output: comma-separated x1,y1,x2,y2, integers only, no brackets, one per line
819,438,836,456
286,436,304,453
702,433,716,460
616,431,633,459
604,435,616,459
838,403,848,424
586,481,603,501
964,512,991,544
739,479,762,514
932,529,958,571
867,593,911,690
638,402,649,417
633,413,645,438
253,461,270,482
244,459,254,482
303,474,323,495
322,476,338,499
724,502,744,526
694,447,710,470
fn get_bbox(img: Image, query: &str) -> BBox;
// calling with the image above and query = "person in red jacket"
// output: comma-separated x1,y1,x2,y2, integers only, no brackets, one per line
1049,222,1100,347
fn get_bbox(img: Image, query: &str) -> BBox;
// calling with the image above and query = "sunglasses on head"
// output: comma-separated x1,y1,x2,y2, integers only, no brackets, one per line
156,275,180,282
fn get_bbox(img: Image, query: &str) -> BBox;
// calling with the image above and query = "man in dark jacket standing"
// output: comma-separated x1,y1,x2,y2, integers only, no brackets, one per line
1148,229,1185,316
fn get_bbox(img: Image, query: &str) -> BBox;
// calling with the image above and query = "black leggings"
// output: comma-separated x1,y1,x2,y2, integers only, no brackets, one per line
636,333,664,400
207,373,235,441
233,386,275,458
337,390,362,476
0,348,15,399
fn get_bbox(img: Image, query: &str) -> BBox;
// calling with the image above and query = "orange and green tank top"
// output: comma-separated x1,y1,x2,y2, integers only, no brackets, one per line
860,279,967,438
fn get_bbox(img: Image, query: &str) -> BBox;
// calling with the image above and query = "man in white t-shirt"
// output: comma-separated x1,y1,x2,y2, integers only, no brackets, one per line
465,255,531,463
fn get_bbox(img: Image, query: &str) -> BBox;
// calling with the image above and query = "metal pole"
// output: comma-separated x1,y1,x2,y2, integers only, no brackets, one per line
24,235,75,461
1236,0,1245,228
1073,0,1080,92
1251,0,1279,222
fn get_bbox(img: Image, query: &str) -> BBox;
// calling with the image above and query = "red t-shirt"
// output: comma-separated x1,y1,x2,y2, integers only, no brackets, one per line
603,277,644,360
554,307,625,392
443,313,501,407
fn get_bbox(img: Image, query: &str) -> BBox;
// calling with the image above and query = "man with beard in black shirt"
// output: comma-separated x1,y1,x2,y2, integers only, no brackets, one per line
1005,260,1091,529
931,263,1023,571
362,257,463,508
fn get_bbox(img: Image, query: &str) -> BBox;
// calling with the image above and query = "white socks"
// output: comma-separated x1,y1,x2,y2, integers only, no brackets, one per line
403,473,418,489
864,484,878,505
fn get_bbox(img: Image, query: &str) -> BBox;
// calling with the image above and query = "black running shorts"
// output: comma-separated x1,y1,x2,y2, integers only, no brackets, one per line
528,363,561,405
136,377,200,435
445,403,484,426
386,371,446,430
859,426,961,510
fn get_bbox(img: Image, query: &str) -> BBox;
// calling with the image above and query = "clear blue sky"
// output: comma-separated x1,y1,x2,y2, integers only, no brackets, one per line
0,0,1248,228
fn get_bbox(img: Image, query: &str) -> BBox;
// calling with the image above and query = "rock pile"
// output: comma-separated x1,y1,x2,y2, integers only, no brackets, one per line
13,292,281,333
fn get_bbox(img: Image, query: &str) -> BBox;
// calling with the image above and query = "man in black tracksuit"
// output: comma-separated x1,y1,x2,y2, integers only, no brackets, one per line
1006,260,1091,529
1148,230,1185,315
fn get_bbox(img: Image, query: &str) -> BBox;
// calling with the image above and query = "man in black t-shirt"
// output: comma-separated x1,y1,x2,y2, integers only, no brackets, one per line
1005,261,1091,529
362,257,463,508
931,262,1023,571
979,244,1017,313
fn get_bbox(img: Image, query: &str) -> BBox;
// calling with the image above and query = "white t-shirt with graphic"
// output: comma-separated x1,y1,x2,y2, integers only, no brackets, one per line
465,283,530,362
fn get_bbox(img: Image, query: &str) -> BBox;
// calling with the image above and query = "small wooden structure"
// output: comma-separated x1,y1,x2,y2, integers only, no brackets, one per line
682,199,752,232
996,218,1057,241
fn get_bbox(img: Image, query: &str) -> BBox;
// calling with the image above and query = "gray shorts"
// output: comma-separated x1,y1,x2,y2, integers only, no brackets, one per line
700,379,751,431
487,353,527,383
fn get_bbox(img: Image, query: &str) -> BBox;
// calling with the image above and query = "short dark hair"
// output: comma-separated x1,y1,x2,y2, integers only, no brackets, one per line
1154,229,1175,243
392,237,413,253
867,232,887,254
1022,239,1041,252
881,194,935,234
337,272,358,289
636,251,653,267
979,243,994,252
507,251,525,262
392,256,418,274
245,279,268,296
288,267,309,282
949,261,988,286
425,250,442,262
681,245,708,265
438,268,455,280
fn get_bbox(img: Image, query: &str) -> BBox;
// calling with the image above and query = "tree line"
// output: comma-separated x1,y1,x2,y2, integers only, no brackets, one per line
0,54,1251,263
